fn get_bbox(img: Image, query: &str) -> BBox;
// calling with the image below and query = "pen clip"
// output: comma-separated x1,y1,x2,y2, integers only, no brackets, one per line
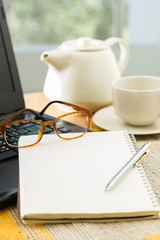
134,148,151,168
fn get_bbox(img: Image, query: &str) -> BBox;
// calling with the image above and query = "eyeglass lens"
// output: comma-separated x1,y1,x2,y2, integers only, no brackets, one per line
56,112,89,139
5,122,43,147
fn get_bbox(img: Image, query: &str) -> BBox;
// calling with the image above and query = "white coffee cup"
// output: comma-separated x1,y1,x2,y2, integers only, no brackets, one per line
112,75,160,126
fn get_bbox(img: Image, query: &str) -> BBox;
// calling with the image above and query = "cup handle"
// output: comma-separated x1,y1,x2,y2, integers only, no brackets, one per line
105,37,129,74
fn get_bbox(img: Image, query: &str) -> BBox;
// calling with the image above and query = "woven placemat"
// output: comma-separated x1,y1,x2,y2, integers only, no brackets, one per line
1,136,160,240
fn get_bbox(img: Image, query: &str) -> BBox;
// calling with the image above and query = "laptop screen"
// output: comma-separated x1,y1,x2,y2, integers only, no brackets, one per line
0,1,25,115
0,28,15,95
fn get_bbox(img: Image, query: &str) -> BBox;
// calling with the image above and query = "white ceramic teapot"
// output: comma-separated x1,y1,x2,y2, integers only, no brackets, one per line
41,37,129,112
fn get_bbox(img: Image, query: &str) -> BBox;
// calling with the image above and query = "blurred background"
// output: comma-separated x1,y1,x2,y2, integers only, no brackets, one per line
3,0,160,93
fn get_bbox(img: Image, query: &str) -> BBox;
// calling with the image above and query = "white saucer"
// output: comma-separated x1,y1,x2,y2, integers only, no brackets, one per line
93,106,160,135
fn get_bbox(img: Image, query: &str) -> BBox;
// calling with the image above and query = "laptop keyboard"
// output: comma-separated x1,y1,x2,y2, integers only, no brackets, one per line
0,123,71,162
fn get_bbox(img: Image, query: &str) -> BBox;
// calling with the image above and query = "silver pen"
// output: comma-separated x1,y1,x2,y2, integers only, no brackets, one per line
105,142,152,191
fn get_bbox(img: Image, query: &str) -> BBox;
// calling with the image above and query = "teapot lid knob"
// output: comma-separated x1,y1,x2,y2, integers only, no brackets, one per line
77,37,93,48
61,37,107,51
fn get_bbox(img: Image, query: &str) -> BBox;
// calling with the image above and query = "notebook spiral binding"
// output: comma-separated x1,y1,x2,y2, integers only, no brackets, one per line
123,130,160,208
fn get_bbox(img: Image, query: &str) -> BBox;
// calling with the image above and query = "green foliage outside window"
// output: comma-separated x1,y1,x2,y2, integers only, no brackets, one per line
3,0,113,46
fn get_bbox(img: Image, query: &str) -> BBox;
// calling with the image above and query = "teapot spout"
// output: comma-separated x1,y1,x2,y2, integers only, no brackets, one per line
40,49,71,70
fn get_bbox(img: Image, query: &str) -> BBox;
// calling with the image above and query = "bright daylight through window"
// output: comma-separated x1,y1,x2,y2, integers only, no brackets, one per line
3,0,128,48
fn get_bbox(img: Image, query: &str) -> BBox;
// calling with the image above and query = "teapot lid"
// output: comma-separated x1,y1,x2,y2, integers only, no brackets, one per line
61,37,107,51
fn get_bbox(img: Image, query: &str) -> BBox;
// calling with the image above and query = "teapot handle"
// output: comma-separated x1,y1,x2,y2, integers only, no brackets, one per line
105,37,129,74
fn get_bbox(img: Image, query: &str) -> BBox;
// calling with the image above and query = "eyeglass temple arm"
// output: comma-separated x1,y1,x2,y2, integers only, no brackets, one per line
39,101,91,116
19,109,49,122
39,101,56,115
0,109,48,126
39,100,71,115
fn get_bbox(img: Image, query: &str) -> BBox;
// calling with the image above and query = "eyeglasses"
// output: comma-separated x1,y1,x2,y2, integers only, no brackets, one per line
0,101,92,148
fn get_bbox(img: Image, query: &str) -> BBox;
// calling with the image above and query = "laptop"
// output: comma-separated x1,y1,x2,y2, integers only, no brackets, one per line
0,0,85,208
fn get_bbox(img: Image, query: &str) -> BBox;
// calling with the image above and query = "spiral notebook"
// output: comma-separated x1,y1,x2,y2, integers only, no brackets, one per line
18,131,160,224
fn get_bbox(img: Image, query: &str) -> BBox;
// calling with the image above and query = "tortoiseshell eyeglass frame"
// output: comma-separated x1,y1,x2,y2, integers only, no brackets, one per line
0,101,92,149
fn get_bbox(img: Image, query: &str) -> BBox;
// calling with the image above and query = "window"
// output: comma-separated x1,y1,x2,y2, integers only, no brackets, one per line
5,0,160,47
4,0,118,47
5,0,160,94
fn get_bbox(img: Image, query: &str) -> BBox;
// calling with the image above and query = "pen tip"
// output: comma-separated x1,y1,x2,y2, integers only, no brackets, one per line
104,184,111,191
